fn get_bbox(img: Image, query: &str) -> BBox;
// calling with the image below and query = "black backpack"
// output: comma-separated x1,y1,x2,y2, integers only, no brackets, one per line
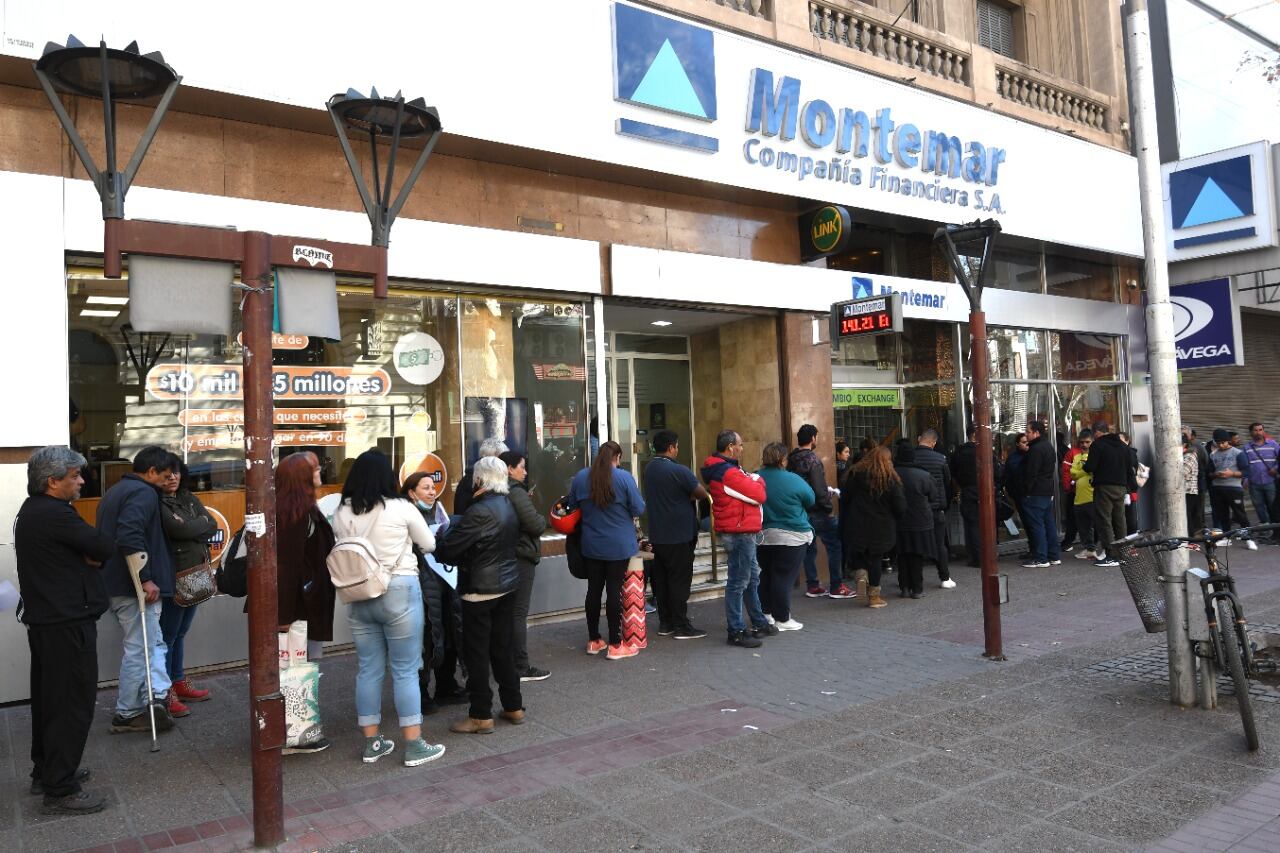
565,530,586,580
215,526,249,597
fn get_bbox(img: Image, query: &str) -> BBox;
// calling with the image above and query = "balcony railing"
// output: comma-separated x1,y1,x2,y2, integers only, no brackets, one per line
809,0,968,85
711,0,770,19
995,60,1109,132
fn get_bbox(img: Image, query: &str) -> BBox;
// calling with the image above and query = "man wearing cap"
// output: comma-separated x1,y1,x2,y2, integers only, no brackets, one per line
1083,421,1136,567
1209,428,1254,546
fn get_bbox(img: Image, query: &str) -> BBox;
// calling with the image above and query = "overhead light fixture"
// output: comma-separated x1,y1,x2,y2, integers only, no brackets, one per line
651,320,673,327
86,295,129,305
80,308,120,317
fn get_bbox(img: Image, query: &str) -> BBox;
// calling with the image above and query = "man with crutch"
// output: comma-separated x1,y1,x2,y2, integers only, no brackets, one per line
97,446,179,737
15,446,115,814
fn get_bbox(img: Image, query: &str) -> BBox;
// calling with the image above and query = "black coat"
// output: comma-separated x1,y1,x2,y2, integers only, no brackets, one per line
434,492,520,596
896,464,940,533
1021,436,1058,497
507,478,547,565
786,447,833,521
840,471,906,555
97,474,175,597
14,494,114,627
160,489,216,571
1085,433,1136,489
413,503,464,673
914,445,951,510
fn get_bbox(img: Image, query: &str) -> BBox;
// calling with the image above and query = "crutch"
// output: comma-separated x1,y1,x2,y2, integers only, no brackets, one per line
125,552,161,752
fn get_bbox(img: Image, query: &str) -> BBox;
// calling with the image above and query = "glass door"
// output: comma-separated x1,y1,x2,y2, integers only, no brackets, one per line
632,358,693,488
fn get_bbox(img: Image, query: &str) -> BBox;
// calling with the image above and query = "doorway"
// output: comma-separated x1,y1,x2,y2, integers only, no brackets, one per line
609,347,694,490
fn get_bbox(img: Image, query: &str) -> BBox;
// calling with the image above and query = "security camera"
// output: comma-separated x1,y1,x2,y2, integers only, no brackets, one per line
1126,279,1139,291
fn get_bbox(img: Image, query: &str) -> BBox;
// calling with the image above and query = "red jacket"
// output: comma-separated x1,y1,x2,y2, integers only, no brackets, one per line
1061,446,1084,494
700,454,766,534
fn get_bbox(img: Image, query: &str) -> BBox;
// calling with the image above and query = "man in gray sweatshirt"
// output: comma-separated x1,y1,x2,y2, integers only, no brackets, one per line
1209,428,1254,548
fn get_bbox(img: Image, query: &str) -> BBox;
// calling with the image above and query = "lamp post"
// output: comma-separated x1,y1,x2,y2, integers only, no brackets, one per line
935,219,1005,661
37,41,441,847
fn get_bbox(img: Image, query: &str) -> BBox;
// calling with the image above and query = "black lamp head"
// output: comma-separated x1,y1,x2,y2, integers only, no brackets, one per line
327,87,440,138
936,218,1003,251
36,36,177,101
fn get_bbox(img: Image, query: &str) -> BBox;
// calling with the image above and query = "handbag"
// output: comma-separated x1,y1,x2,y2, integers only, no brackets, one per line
175,558,217,607
565,530,587,580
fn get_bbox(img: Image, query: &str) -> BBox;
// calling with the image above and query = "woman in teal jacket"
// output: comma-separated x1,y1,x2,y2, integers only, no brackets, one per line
757,441,815,631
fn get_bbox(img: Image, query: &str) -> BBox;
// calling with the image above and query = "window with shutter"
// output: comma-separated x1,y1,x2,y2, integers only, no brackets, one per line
977,1,1016,59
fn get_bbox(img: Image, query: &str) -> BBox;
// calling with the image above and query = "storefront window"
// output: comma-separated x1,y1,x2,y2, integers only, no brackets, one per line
988,383,1052,457
1046,254,1116,301
826,225,893,275
901,320,956,383
1050,332,1122,382
832,333,897,385
67,268,588,518
965,245,1042,293
904,385,960,451
982,328,1047,381
1053,384,1123,444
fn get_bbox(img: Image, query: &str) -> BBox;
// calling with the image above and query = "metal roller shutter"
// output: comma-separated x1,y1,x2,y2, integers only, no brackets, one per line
1179,312,1280,438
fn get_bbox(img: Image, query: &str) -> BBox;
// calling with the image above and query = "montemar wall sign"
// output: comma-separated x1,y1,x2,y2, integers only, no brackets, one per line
745,69,1006,214
147,364,391,400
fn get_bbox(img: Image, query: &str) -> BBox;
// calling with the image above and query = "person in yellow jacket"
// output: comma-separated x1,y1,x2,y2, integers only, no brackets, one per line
1069,434,1099,561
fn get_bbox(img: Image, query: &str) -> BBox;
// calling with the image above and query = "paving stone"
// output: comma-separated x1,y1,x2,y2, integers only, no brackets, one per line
766,750,862,789
321,833,410,853
392,807,518,852
648,748,741,784
612,790,727,838
899,794,1026,846
753,795,872,843
827,769,946,815
1048,794,1187,845
966,773,1086,817
480,786,598,831
987,820,1127,852
895,750,1003,789
536,814,674,853
1102,774,1232,816
829,820,973,852
681,815,809,853
1023,752,1135,790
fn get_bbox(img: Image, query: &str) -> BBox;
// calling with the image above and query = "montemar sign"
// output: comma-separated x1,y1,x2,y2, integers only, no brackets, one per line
744,69,1006,214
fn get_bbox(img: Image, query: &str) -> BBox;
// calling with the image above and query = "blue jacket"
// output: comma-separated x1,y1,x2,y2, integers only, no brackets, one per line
97,474,176,598
758,467,815,533
567,466,645,561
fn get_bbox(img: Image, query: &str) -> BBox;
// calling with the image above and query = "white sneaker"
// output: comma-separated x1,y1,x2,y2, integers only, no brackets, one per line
1074,550,1094,560
1246,539,1259,551
1048,559,1062,566
940,579,957,589
1020,561,1050,568
765,614,776,626
775,618,803,631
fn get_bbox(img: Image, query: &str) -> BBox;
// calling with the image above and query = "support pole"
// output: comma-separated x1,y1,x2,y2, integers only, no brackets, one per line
1125,0,1195,708
970,310,1003,660
241,231,285,847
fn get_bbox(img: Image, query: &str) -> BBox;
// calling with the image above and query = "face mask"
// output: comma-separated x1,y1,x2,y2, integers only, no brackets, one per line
417,499,435,512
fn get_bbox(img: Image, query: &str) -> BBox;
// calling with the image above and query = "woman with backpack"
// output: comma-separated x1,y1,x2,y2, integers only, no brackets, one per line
333,450,444,767
566,441,645,661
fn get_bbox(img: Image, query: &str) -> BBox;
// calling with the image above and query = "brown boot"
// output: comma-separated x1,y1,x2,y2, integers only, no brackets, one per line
449,718,495,734
867,586,887,609
854,569,869,603
500,709,526,726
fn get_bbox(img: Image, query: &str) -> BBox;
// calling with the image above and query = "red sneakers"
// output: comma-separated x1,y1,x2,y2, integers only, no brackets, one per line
172,680,211,702
606,643,638,661
829,583,857,599
805,584,828,598
586,639,608,655
166,692,191,718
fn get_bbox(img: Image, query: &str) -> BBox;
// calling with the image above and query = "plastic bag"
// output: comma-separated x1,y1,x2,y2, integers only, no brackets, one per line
279,661,324,749
278,620,308,669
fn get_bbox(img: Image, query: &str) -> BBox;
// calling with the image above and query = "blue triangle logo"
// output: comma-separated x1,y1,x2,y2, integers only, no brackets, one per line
852,277,874,299
1182,177,1246,228
630,40,707,118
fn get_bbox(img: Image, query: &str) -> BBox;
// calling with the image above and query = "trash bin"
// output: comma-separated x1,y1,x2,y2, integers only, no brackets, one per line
1114,532,1167,633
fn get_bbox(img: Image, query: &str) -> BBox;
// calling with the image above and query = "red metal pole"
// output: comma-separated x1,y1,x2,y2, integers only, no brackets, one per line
104,218,122,279
241,231,285,846
970,309,1004,660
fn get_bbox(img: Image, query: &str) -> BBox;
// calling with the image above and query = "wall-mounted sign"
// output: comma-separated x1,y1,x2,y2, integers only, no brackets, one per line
831,293,902,341
206,507,231,565
178,407,367,427
180,429,348,454
291,245,334,268
1169,278,1244,370
1163,141,1277,261
147,364,391,400
399,452,449,489
832,388,901,409
799,205,852,262
392,332,446,385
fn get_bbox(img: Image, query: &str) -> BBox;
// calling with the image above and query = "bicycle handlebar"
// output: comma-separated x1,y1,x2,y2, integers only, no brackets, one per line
1129,523,1280,551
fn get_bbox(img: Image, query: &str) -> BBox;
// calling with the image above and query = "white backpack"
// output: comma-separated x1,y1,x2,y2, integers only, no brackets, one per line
326,504,401,604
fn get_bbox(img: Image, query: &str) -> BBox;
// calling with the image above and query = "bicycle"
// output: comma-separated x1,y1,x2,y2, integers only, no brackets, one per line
1129,522,1280,752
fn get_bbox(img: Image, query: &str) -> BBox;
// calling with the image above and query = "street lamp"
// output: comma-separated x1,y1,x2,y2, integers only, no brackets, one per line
34,37,181,277
934,218,1005,661
37,45,441,849
328,88,442,297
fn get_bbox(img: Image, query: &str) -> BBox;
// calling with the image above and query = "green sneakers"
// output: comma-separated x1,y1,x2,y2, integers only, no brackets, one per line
361,734,395,764
403,739,446,767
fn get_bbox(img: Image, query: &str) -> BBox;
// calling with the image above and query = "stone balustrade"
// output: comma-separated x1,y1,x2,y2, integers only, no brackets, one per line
711,0,770,18
995,61,1109,131
809,0,968,85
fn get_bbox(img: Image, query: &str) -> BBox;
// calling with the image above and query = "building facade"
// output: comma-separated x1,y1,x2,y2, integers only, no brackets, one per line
0,0,1144,700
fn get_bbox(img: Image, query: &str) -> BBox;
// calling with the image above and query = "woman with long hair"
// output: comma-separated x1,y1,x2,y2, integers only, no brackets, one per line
567,441,645,660
335,450,444,767
401,472,467,713
158,456,217,717
276,453,337,664
756,441,814,630
840,447,905,608
433,456,526,735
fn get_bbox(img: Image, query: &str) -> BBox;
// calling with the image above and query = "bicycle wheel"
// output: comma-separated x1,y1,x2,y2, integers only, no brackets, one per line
1217,598,1260,751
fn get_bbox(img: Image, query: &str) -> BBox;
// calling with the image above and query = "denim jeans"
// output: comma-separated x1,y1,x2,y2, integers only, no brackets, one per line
1250,483,1276,527
108,596,171,717
1021,495,1060,563
720,532,766,635
802,515,843,588
348,576,424,728
159,598,198,682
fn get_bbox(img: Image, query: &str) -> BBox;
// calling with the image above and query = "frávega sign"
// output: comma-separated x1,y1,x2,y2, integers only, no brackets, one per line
1168,278,1243,369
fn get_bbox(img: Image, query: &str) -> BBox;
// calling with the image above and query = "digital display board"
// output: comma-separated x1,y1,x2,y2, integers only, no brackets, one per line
831,293,902,341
